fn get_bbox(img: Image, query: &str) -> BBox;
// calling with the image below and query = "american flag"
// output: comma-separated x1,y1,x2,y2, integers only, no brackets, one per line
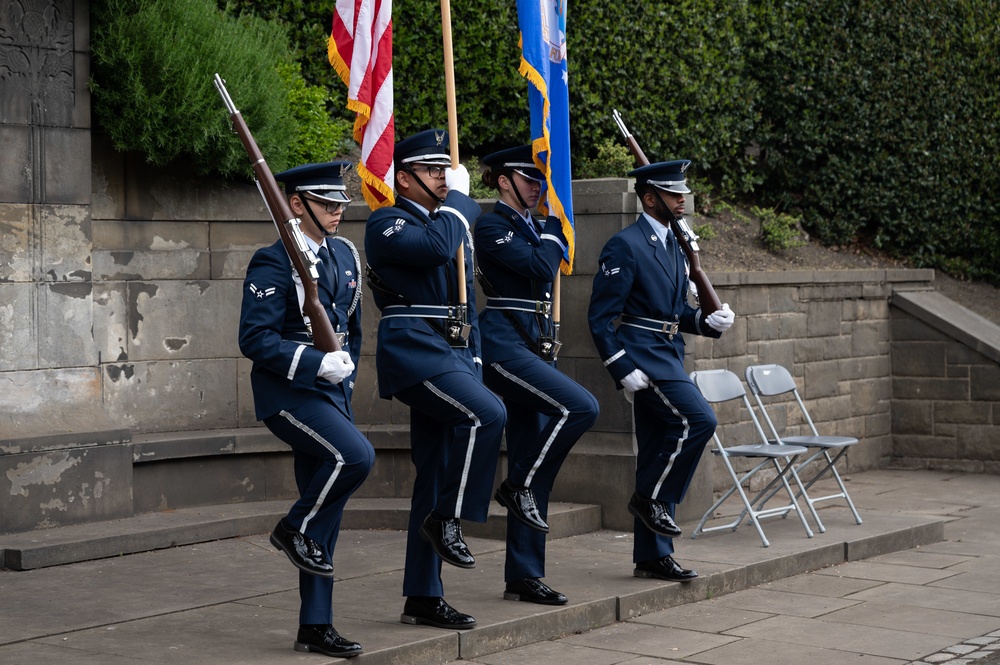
330,0,395,209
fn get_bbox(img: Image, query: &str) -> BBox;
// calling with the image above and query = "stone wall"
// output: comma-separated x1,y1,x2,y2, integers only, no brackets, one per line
889,291,1000,473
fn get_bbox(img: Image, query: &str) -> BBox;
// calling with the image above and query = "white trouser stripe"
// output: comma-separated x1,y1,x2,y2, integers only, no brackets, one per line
650,385,690,499
278,410,346,533
422,379,480,517
490,363,569,487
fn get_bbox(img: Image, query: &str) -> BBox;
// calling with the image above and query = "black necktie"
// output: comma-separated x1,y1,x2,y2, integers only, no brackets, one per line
317,245,334,288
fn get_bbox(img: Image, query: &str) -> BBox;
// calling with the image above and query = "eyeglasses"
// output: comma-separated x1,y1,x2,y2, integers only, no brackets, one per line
411,165,447,178
304,195,349,213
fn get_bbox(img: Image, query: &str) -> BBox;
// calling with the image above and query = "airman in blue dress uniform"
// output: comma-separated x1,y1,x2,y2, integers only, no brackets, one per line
239,161,373,658
364,129,506,630
474,145,599,605
588,159,735,582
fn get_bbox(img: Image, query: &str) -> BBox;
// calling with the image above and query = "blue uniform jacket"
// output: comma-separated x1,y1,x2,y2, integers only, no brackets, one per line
365,191,483,397
473,201,567,364
239,237,362,420
588,215,720,386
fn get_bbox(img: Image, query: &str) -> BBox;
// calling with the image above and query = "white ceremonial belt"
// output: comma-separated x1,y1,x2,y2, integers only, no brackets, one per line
485,297,551,315
382,304,457,320
620,314,680,337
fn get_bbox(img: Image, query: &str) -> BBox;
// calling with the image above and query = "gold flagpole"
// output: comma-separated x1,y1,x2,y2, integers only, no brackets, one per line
440,0,466,305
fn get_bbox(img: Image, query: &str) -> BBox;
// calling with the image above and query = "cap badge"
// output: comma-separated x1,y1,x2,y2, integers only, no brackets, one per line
680,162,689,173
434,130,445,146
339,163,351,177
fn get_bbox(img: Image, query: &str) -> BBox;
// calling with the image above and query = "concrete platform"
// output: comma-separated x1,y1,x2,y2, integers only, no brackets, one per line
3,469,999,665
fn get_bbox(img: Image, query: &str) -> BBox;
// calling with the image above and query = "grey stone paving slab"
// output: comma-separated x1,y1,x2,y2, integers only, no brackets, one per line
724,614,957,660
760,570,885,597
629,600,773,633
463,640,667,665
868,549,977,569
822,599,1000,639
928,566,1000,594
558,622,740,660
845,581,1000,616
816,560,964,585
685,637,906,665
0,642,160,665
703,586,861,617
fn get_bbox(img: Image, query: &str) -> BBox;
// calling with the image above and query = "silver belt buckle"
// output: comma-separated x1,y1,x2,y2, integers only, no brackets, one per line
661,320,679,339
536,301,552,316
335,332,347,347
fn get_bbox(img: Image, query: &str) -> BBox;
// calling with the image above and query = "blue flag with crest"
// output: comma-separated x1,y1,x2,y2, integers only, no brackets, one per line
517,0,575,273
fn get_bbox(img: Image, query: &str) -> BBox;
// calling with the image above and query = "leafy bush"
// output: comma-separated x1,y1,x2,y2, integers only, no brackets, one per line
575,139,634,180
91,0,348,178
753,206,805,252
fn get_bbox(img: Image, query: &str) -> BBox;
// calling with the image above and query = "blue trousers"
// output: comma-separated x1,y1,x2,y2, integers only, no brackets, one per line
485,356,599,582
631,377,716,563
394,370,506,597
265,400,375,624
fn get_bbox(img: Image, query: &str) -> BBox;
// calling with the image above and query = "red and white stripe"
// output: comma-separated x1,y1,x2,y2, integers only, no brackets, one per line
330,0,394,209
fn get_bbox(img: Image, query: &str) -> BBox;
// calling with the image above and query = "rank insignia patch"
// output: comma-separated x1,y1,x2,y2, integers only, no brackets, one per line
249,283,276,300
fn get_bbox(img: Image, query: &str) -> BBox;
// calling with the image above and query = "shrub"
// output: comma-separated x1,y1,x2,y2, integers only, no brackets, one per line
575,139,634,180
753,206,805,253
278,61,352,166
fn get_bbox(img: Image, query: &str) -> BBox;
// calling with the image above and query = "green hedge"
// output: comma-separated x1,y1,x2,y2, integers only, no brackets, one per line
92,0,999,281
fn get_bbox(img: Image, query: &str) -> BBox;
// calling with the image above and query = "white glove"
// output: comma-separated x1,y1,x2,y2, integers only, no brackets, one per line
706,303,735,333
318,351,355,384
620,368,651,393
445,164,470,196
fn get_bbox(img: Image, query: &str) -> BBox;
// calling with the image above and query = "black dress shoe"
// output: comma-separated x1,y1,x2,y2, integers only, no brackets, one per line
504,578,568,605
269,519,334,578
627,493,682,538
294,624,362,658
418,514,476,569
495,479,549,533
400,596,477,629
634,555,698,582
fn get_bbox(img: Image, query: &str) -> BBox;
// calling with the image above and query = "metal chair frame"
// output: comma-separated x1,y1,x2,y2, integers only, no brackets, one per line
689,369,814,548
744,364,863,533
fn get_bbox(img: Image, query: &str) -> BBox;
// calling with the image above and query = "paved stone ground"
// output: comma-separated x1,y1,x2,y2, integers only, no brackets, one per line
2,469,1000,665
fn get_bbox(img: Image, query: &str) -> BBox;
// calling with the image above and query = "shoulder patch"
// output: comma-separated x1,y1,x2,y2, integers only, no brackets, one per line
496,230,514,245
249,283,276,299
601,262,620,277
383,218,407,237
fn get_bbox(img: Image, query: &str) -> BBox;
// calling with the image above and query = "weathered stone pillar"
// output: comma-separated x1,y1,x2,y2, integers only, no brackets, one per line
1,1,133,534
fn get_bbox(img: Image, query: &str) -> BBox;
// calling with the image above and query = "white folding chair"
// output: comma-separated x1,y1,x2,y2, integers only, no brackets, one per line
745,364,863,533
689,369,814,548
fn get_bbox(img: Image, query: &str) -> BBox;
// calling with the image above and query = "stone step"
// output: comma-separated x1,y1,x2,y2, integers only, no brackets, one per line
0,498,602,571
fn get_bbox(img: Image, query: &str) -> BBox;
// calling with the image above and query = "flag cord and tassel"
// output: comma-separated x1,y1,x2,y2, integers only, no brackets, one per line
439,0,466,306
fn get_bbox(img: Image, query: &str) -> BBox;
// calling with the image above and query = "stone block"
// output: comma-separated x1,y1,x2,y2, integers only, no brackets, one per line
0,126,32,202
91,134,126,220
38,281,97,367
963,423,1000,463
800,283,863,301
766,287,801,313
39,204,91,281
0,283,36,371
751,340,794,370
737,287,770,316
842,297,887,322
132,454,272,513
0,368,112,437
807,300,841,337
0,203,34,280
970,365,1000,400
892,377,969,401
92,220,210,280
208,221,276,279
935,401,992,425
891,341,947,376
865,410,891,438
850,376,889,416
838,357,866,381
0,442,133,534
802,360,839,398
351,362,393,427
102,359,239,433
946,342,989,366
92,281,129,362
236,356,257,428
893,435,958,460
43,128,91,204
573,357,631,433
802,394,852,424
126,280,240,361
824,335,852,360
892,401,933,434
850,321,884,357
891,312,941,341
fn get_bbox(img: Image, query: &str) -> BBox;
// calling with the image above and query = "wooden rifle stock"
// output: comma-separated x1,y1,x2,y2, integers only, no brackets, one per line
214,74,341,353
611,109,722,315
